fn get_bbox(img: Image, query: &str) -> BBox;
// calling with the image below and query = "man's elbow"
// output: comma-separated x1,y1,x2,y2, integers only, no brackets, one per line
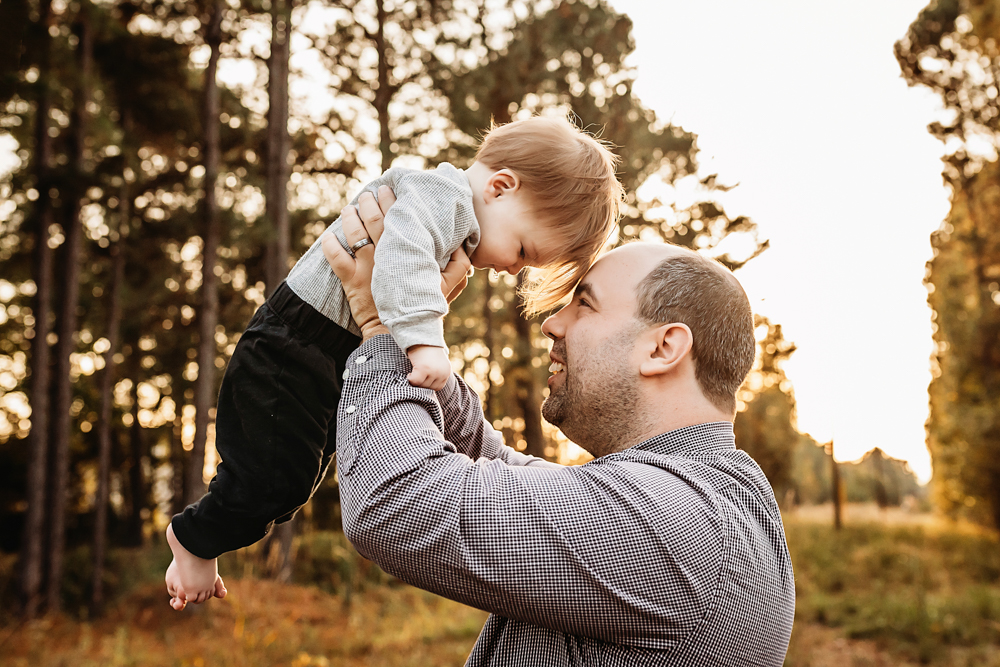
341,508,380,558
341,512,365,549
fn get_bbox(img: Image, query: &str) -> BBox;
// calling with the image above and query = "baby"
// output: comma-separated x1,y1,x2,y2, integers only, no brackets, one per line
164,115,625,609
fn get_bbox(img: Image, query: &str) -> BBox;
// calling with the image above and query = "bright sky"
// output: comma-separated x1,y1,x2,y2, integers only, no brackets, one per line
610,0,949,482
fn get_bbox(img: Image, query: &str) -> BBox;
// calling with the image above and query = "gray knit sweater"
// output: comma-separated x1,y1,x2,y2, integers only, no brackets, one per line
286,163,480,350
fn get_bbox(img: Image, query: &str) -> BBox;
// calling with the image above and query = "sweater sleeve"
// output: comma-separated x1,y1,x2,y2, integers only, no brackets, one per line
371,168,476,351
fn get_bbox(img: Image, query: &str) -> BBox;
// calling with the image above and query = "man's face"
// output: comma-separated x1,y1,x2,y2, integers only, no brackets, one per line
540,244,671,455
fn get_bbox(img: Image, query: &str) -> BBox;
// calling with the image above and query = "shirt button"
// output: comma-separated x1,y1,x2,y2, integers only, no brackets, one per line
342,369,350,380
356,355,368,364
345,405,357,414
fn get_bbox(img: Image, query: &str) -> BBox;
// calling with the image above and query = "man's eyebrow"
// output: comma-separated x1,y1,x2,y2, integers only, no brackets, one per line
575,281,600,306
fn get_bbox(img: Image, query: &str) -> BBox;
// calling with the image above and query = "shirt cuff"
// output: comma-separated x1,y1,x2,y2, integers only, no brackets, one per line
345,333,412,375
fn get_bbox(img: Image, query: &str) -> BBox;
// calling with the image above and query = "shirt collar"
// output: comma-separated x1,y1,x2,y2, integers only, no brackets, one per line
630,421,736,457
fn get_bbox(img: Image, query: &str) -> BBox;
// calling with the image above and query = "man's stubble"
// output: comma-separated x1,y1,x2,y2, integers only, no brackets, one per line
541,323,651,458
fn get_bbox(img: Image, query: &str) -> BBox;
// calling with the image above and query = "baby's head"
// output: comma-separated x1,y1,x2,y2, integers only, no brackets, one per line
466,115,624,315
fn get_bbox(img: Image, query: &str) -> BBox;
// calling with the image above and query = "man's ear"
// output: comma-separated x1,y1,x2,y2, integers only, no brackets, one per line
639,322,693,378
484,168,520,202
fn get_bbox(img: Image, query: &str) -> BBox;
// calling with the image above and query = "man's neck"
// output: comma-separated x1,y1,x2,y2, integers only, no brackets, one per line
585,393,732,458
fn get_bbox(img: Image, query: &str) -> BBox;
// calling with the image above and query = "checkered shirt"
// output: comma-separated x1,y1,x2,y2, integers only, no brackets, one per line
337,335,795,666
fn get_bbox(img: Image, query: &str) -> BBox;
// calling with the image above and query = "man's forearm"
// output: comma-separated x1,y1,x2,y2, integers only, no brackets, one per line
360,322,389,342
436,370,559,467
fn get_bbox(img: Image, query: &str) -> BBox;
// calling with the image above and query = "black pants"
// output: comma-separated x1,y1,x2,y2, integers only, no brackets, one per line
171,283,360,559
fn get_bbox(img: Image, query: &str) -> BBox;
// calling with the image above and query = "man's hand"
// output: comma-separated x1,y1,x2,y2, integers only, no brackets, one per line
442,248,472,305
322,187,392,341
323,185,473,342
406,345,453,390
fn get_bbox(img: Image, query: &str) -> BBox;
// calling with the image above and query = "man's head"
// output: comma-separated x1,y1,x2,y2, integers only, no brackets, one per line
467,115,624,315
540,242,754,456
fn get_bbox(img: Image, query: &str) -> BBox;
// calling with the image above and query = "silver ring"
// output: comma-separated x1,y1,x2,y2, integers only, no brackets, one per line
350,238,373,253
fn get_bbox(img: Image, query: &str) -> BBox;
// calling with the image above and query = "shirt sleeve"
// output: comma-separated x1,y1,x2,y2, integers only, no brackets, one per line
336,335,723,648
435,371,560,468
370,170,471,351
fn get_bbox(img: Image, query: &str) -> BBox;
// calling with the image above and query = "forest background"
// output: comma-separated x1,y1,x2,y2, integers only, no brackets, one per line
1,0,998,664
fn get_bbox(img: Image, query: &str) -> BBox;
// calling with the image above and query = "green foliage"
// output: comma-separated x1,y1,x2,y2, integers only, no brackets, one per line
924,158,1000,526
791,443,927,507
897,0,1000,529
273,530,387,601
842,448,927,507
789,520,1000,662
734,316,799,497
734,315,925,507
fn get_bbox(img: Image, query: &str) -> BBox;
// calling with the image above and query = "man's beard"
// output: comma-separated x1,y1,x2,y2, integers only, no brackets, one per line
542,325,646,458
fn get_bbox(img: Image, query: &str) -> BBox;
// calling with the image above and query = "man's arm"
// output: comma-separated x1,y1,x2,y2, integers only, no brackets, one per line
436,370,559,467
335,335,722,648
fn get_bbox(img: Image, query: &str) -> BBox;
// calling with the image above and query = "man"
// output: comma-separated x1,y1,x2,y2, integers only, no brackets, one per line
325,188,795,666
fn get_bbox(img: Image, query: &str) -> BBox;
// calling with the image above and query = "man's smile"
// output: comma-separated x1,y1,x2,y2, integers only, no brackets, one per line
547,343,567,388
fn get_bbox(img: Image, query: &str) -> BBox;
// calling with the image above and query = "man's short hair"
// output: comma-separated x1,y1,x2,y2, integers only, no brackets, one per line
634,251,755,414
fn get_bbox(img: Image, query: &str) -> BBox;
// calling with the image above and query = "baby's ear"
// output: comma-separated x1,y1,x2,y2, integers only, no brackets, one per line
486,168,520,199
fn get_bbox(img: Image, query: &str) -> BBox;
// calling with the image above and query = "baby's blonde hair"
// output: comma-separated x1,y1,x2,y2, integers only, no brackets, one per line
475,115,624,316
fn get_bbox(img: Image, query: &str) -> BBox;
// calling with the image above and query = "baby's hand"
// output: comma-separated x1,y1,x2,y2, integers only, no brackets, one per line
407,345,452,390
165,523,227,610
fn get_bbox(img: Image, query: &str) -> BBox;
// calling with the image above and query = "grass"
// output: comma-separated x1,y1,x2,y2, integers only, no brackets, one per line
4,509,1000,666
784,505,1000,666
2,578,488,666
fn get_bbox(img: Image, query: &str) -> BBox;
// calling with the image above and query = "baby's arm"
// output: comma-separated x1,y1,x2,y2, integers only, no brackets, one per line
369,172,473,386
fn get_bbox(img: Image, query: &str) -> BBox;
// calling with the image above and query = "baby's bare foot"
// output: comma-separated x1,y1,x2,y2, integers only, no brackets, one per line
165,523,226,609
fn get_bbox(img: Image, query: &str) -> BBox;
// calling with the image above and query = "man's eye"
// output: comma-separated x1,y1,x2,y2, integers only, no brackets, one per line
577,297,590,308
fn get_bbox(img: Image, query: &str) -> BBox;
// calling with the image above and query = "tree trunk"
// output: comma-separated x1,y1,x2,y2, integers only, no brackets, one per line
0,0,30,101
261,0,296,577
514,274,545,459
127,380,147,547
261,519,296,582
46,5,92,612
90,155,128,616
829,441,843,530
188,0,224,504
19,0,54,618
171,414,186,516
264,0,291,296
872,448,888,509
374,0,392,170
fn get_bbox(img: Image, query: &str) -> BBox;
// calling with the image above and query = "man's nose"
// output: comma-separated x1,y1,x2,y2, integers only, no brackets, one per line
541,311,563,340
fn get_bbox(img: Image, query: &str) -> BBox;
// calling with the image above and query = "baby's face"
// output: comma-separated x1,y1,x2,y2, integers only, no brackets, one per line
470,196,560,275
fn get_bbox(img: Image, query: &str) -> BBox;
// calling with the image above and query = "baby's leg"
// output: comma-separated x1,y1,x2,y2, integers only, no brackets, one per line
166,284,359,609
170,284,359,556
